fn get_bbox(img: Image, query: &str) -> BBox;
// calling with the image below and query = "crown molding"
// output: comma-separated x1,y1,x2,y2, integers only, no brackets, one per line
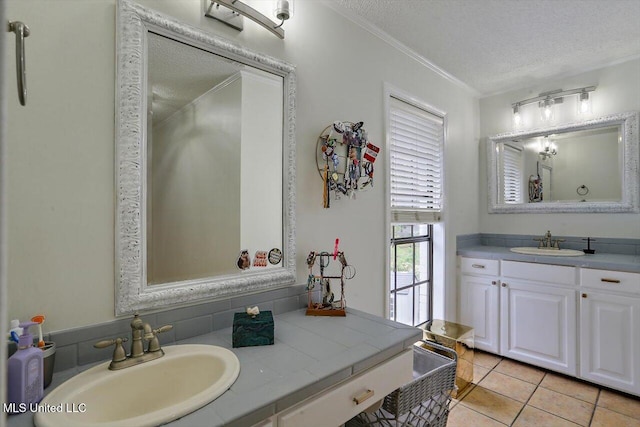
322,1,481,98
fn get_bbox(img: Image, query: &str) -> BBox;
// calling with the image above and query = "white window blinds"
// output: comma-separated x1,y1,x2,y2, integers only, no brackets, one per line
389,96,444,223
501,145,523,204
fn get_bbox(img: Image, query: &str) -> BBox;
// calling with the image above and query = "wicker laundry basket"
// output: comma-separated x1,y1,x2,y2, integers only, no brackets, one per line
347,341,457,427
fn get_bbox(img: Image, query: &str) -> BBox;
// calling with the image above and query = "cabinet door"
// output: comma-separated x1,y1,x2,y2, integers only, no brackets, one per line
500,280,577,375
580,291,640,395
460,275,500,353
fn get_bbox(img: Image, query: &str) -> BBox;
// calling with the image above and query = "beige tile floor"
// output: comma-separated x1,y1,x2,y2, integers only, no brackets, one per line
447,351,640,427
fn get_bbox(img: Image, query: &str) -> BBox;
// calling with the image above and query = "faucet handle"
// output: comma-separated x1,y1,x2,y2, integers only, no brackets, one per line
154,325,173,334
532,237,544,248
553,239,565,249
147,325,173,353
94,337,128,363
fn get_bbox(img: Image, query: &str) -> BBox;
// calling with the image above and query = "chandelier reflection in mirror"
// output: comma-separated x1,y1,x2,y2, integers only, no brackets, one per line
205,0,294,39
538,136,557,159
512,86,596,129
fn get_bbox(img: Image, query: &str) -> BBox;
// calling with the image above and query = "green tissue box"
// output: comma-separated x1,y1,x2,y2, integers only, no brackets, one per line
232,311,274,348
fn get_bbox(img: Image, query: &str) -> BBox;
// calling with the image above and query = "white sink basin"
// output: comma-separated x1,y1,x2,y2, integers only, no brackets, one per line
510,247,584,257
35,344,240,427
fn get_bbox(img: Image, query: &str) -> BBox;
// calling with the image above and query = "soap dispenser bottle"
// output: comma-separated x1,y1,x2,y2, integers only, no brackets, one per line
7,321,44,411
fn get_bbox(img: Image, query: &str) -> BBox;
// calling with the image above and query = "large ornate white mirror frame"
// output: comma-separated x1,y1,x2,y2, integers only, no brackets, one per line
115,0,296,315
487,111,639,213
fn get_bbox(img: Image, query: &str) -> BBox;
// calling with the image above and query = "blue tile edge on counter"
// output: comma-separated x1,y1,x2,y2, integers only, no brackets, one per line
6,308,422,427
457,233,640,273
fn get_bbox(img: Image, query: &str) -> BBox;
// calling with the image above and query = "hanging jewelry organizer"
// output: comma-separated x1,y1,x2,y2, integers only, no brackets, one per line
305,248,356,316
316,121,380,208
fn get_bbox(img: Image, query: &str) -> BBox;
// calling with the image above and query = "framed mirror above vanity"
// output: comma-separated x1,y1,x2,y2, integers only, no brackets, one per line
115,0,296,315
487,111,639,213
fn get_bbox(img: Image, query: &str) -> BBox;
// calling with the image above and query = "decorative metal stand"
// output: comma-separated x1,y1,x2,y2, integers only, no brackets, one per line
305,250,355,316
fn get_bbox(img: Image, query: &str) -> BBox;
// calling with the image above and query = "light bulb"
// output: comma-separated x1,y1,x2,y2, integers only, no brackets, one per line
540,98,554,122
513,104,521,128
578,91,591,114
274,0,294,21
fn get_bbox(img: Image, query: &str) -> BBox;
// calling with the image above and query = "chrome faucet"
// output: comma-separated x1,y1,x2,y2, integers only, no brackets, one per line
94,314,173,370
533,230,565,249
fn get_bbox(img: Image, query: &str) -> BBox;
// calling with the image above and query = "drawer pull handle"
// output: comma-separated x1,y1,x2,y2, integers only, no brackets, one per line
353,389,374,405
491,281,498,286
601,278,621,284
582,293,588,298
502,283,508,287
471,264,485,269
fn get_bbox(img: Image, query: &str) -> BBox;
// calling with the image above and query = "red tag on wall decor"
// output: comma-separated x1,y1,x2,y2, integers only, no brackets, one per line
363,142,380,163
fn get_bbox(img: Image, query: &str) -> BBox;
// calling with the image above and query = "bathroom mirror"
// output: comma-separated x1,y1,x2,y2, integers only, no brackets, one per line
115,0,296,315
487,111,639,213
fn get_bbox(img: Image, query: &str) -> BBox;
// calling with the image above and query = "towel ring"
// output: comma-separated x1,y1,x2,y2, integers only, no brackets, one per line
577,185,589,196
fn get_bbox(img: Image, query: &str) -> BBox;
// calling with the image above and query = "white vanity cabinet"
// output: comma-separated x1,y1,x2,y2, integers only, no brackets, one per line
500,261,577,376
579,268,640,395
458,255,640,396
458,257,578,376
459,257,500,353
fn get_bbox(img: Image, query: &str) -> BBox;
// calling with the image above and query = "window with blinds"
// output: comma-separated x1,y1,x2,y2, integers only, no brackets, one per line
501,145,523,204
389,96,444,223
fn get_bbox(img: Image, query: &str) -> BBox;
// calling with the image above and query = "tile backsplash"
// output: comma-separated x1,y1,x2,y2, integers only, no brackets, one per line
48,285,309,372
457,233,640,255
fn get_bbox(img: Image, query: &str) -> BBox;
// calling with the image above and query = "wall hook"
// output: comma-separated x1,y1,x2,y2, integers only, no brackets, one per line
7,20,30,106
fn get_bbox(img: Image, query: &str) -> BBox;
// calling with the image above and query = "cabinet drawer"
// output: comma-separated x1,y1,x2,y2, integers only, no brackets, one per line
278,349,413,427
581,268,640,295
461,257,499,276
502,261,576,286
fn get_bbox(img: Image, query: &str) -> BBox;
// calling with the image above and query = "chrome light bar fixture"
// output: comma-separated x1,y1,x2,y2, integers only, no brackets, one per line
205,0,293,39
512,86,596,126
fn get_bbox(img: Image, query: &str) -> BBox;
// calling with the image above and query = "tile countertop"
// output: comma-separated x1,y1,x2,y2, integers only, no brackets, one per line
458,245,640,273
7,308,422,427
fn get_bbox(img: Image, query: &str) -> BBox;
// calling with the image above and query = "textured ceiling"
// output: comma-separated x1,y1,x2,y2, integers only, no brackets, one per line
331,0,640,96
148,32,242,123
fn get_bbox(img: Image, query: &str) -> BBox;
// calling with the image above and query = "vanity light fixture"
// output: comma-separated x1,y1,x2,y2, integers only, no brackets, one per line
511,86,596,126
205,0,293,39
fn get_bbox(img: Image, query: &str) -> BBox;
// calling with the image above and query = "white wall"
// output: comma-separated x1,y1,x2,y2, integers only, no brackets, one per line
4,0,479,332
1,1,8,424
149,76,242,283
5,1,117,333
552,132,620,201
479,59,640,238
240,70,283,255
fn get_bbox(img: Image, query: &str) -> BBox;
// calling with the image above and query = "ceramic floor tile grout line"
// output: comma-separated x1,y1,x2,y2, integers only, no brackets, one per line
454,353,640,427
